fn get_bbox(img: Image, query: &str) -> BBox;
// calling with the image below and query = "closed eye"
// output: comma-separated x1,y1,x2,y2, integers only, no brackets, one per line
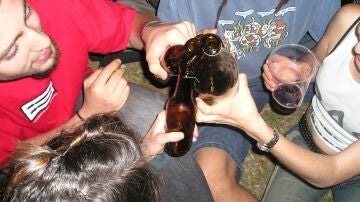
5,45,19,61
25,4,33,20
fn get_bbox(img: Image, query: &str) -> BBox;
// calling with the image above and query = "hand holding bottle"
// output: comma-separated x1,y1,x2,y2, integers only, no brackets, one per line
141,111,199,161
196,74,265,135
142,21,197,80
161,33,239,104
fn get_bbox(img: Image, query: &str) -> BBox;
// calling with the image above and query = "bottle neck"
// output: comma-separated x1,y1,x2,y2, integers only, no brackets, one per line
172,68,194,102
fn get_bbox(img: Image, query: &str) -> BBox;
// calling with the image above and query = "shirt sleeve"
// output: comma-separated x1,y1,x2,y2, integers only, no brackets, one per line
308,0,341,42
158,0,193,23
73,0,137,53
31,0,137,54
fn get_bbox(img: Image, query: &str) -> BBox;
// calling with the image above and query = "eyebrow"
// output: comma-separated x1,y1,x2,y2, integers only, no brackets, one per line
0,0,26,60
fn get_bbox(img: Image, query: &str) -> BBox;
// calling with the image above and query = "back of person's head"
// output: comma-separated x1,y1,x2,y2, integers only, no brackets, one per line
3,114,162,202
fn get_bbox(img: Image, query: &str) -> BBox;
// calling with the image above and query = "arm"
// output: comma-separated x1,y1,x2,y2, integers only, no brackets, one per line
127,12,158,50
196,74,360,187
26,60,129,145
246,120,360,188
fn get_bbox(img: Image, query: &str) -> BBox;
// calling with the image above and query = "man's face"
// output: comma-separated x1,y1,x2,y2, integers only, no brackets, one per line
0,0,59,81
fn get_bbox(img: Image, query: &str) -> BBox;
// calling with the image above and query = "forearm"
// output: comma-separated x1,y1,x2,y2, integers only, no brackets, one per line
246,122,338,187
270,134,338,187
128,12,158,50
23,114,83,146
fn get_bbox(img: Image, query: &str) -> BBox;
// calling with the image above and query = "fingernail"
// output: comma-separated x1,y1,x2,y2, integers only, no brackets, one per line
120,64,126,69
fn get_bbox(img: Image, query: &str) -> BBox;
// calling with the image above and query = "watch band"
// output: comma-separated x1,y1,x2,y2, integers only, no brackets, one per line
256,128,280,152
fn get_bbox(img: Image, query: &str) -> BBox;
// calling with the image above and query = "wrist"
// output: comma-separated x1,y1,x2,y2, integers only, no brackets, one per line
76,110,85,121
140,20,163,41
241,114,269,139
254,125,275,144
256,127,280,152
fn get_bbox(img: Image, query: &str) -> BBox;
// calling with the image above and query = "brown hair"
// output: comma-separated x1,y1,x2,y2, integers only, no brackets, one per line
4,114,162,202
275,0,289,13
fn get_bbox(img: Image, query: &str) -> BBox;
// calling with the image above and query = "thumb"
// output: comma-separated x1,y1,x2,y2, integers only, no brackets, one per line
238,73,249,91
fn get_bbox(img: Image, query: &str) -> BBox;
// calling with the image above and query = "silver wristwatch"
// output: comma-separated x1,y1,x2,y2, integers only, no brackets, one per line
256,128,280,152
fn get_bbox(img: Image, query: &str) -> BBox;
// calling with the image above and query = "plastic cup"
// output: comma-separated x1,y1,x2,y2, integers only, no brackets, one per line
268,44,317,115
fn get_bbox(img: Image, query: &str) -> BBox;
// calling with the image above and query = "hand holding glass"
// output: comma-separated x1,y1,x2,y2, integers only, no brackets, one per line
268,44,317,114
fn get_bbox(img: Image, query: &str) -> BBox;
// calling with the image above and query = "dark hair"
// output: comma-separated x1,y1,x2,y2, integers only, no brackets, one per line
275,0,289,13
4,114,162,202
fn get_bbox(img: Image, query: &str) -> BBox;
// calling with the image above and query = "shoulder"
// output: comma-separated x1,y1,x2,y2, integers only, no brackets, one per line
322,4,360,54
332,4,360,29
311,4,359,62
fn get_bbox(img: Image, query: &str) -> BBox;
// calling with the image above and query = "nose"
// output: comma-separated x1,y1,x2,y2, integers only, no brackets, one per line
22,27,51,51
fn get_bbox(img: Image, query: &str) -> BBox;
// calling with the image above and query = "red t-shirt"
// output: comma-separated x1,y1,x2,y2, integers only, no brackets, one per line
0,0,136,165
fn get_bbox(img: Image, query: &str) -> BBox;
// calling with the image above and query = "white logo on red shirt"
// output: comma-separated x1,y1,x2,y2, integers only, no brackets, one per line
21,81,57,122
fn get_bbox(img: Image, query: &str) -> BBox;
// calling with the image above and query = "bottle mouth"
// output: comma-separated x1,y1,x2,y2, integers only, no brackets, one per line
202,34,224,56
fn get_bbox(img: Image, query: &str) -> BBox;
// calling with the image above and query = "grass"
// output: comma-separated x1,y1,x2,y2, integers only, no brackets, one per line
88,59,333,201
240,103,308,199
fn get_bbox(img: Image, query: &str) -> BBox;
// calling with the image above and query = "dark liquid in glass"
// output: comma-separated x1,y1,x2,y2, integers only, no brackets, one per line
271,84,302,115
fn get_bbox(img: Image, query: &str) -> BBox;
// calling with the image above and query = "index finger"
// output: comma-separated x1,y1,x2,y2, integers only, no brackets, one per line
148,60,169,80
95,59,123,85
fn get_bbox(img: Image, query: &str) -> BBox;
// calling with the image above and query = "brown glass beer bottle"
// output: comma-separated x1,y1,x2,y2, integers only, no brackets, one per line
164,67,196,157
162,34,238,156
162,34,238,104
192,34,239,105
163,38,201,157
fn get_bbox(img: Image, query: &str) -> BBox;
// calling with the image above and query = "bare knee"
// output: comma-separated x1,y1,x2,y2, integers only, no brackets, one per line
194,147,256,201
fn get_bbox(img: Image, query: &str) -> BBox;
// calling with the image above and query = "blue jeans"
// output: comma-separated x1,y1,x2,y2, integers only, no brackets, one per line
263,126,360,202
117,83,213,202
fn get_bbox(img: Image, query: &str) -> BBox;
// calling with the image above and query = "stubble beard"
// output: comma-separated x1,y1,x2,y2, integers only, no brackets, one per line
33,39,60,79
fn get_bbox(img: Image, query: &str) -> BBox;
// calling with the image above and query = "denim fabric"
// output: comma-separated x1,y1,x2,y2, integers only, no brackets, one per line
118,83,213,202
156,152,214,202
117,83,167,138
263,127,360,202
248,76,271,111
191,124,252,180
